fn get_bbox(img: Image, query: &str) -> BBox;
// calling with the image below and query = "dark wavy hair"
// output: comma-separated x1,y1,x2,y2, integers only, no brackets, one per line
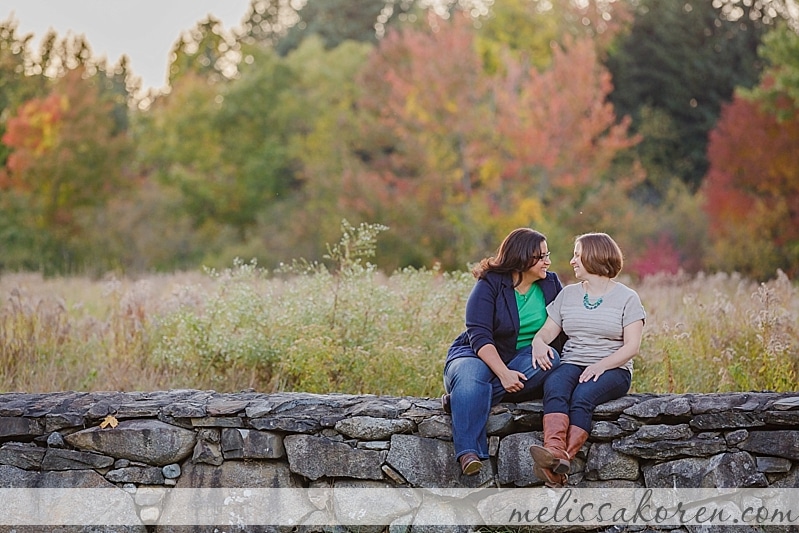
472,228,548,286
576,232,623,278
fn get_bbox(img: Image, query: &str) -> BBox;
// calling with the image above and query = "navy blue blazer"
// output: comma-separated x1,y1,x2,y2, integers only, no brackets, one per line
446,270,564,366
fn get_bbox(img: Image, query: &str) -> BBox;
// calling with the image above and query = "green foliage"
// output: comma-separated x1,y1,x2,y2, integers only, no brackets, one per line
740,22,799,120
606,0,766,191
151,224,470,394
168,16,239,86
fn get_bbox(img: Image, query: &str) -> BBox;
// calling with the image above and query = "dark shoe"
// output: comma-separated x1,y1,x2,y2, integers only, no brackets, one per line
458,453,482,476
441,393,451,414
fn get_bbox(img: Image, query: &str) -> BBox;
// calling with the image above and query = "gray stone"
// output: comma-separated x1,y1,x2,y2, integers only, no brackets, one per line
417,415,452,439
191,438,223,466
690,411,767,430
705,451,768,487
688,392,759,414
285,434,384,481
189,416,243,427
345,396,413,418
594,395,643,418
250,416,323,433
623,395,690,418
196,427,219,443
0,416,43,439
613,433,727,460
386,434,492,488
331,479,420,529
0,465,142,528
755,456,793,473
41,448,115,470
334,416,415,440
0,463,117,488
496,432,540,486
591,420,629,440
739,430,799,460
725,428,749,445
585,442,639,481
643,456,714,488
764,410,799,425
162,463,181,479
644,452,767,488
0,443,45,470
486,411,514,435
44,412,85,433
221,427,285,459
65,419,196,466
770,466,799,488
358,441,390,451
176,458,302,488
105,465,165,484
206,399,250,415
46,432,66,448
634,423,694,441
488,435,500,456
772,396,799,410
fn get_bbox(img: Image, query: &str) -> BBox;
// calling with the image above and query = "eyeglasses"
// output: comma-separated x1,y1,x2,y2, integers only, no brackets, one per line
534,252,551,262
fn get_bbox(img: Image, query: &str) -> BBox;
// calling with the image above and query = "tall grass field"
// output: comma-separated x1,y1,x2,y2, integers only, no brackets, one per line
1,224,797,395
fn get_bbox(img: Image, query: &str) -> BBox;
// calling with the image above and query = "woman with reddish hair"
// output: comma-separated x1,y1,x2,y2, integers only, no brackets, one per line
529,232,645,486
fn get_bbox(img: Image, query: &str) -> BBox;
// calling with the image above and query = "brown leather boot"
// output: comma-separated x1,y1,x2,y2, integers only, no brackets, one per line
529,413,570,474
566,425,590,460
533,463,567,488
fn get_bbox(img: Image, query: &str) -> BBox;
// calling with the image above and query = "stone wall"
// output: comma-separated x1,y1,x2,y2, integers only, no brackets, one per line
1,389,798,532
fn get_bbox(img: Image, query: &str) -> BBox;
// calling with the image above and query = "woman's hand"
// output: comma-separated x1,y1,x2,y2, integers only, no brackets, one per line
579,362,607,382
532,342,555,371
499,369,527,393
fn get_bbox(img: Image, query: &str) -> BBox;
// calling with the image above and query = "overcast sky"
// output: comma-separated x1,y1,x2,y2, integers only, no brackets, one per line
2,0,252,91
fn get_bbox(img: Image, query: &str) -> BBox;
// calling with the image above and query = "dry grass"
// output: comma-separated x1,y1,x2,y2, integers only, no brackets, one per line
1,267,797,395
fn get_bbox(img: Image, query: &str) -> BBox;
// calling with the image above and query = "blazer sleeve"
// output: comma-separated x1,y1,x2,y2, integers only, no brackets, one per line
463,277,499,356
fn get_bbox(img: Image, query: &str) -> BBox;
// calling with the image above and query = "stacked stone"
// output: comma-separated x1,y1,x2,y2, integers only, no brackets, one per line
1,389,798,531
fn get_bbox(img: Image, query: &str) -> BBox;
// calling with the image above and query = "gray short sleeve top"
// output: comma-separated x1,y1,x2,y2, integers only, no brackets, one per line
546,281,646,373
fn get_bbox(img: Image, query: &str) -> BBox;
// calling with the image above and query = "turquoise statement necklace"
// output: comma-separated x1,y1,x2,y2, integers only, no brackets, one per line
583,292,603,310
583,279,611,310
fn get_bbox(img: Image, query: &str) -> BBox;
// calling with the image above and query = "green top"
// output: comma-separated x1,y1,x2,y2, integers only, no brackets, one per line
515,283,547,349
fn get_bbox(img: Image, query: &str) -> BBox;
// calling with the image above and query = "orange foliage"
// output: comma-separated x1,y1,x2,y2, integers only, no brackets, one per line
703,94,799,276
2,94,68,182
355,13,639,266
705,95,799,241
494,36,638,196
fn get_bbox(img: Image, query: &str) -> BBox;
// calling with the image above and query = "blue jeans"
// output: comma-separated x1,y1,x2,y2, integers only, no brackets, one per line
443,345,561,460
542,363,631,431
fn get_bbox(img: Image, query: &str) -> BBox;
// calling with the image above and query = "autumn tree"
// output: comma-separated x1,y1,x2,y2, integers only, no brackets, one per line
1,68,133,272
702,95,799,279
0,17,47,166
355,13,499,268
702,23,799,279
354,13,641,270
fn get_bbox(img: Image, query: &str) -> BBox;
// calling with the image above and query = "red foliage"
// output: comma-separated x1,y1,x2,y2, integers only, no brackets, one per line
627,234,682,278
703,95,799,246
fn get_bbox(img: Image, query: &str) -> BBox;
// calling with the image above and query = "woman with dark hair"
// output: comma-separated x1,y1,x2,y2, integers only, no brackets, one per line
529,232,645,486
443,228,565,476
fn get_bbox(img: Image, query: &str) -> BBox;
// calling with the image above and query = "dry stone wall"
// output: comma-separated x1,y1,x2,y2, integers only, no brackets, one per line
1,389,798,532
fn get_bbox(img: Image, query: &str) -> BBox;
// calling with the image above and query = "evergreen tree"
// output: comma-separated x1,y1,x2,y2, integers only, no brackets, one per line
606,0,765,194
